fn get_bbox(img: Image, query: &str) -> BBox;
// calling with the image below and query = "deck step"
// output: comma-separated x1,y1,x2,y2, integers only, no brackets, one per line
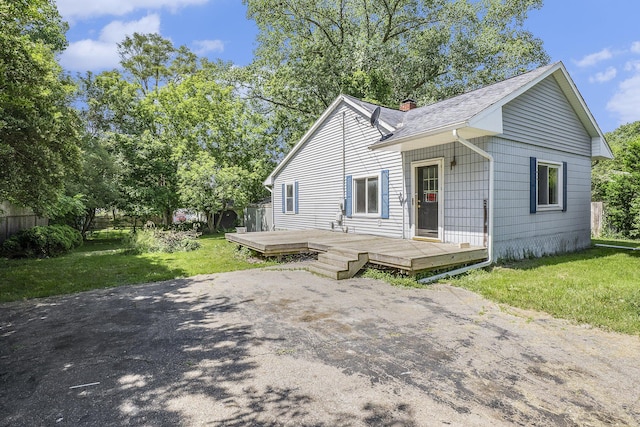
308,249,369,280
317,252,353,269
308,263,350,280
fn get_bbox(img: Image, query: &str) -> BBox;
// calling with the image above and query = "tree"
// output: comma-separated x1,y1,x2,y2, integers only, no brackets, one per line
80,34,274,228
243,0,548,146
603,135,640,237
0,0,81,212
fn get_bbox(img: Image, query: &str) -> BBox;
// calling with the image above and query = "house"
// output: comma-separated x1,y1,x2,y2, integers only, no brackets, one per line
263,62,613,262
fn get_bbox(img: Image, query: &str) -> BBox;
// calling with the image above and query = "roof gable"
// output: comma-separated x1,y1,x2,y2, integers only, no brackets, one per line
370,62,613,159
263,95,393,186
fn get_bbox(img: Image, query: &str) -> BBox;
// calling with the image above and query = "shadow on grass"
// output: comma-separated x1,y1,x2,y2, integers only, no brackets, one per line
0,235,188,302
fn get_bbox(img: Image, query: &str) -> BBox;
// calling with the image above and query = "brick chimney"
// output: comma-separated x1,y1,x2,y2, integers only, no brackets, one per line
400,98,417,112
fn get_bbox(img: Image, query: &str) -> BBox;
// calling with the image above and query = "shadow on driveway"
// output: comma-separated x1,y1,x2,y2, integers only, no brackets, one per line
2,268,639,426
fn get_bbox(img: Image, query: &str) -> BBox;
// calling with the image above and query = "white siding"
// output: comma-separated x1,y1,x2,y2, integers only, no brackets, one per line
273,102,404,238
488,136,591,260
502,76,592,156
403,141,489,247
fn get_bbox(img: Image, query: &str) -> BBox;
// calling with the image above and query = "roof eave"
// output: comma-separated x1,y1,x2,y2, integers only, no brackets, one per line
370,122,501,152
268,95,397,181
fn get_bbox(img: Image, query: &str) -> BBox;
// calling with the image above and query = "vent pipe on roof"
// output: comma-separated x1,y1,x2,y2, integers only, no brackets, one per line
400,99,417,112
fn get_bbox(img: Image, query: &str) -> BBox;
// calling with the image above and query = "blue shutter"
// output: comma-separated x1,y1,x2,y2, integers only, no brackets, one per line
562,162,568,212
345,175,352,218
294,181,299,214
281,183,285,213
530,157,537,214
381,169,389,219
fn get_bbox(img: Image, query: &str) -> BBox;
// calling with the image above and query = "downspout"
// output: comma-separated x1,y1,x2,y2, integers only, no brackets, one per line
401,151,406,239
419,129,494,283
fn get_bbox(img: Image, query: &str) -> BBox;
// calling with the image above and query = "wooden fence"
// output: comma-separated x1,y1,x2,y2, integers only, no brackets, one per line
0,201,48,243
591,201,604,237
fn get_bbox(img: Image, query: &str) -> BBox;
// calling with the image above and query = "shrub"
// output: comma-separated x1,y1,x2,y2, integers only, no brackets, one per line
2,224,82,258
125,229,201,254
168,220,207,233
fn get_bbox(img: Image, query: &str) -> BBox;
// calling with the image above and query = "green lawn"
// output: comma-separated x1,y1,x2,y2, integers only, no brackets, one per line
448,242,640,335
0,230,272,302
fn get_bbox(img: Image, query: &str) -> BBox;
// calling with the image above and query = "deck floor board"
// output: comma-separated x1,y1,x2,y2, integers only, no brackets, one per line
226,230,487,273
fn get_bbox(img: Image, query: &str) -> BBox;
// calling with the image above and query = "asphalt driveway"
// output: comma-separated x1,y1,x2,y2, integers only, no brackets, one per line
1,266,639,426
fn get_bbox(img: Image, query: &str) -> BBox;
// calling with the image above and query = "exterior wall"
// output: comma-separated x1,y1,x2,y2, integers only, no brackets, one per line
273,102,404,238
502,75,591,157
403,142,489,247
488,137,591,259
489,75,594,259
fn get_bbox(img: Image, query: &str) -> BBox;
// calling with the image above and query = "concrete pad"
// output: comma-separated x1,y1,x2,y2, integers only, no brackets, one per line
1,267,639,426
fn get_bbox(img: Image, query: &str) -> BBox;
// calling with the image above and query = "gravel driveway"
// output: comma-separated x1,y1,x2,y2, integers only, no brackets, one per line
1,266,639,426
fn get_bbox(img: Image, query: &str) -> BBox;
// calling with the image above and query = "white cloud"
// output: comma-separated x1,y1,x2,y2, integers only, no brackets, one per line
607,74,640,124
100,14,161,43
589,67,617,84
59,14,161,72
575,48,613,68
625,60,640,72
631,41,640,54
193,39,224,55
57,0,208,20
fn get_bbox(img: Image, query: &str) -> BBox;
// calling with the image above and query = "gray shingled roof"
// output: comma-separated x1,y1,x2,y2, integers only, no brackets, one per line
369,62,558,145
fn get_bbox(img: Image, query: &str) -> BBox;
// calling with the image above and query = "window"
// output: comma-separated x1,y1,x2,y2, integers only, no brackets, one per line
536,160,563,209
281,181,298,214
286,183,294,213
354,176,378,214
345,170,388,219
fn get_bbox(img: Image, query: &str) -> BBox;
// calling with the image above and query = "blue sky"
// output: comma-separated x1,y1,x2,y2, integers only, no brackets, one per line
55,0,639,133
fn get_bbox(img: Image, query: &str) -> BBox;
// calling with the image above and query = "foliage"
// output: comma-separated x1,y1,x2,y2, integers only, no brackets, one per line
361,268,425,288
125,229,201,254
47,194,87,227
243,0,548,146
448,243,640,336
78,34,273,226
594,123,640,237
1,224,82,258
0,232,274,302
170,220,207,233
0,0,81,212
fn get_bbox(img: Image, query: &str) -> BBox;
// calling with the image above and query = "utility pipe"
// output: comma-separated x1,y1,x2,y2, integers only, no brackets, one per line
419,129,495,284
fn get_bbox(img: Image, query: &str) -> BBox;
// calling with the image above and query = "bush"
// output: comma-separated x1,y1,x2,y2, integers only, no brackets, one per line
169,220,207,233
125,229,201,254
1,224,82,258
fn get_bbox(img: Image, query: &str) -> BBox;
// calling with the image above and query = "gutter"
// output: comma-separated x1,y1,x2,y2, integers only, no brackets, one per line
418,129,495,284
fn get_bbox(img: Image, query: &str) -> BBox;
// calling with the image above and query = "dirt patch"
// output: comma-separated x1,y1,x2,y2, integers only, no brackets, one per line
1,269,639,426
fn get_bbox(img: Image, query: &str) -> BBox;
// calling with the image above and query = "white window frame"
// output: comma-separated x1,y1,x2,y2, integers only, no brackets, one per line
536,160,563,211
285,182,296,214
352,173,381,217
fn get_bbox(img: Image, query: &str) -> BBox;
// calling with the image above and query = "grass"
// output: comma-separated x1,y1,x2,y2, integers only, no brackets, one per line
0,230,273,303
361,268,427,288
447,242,640,335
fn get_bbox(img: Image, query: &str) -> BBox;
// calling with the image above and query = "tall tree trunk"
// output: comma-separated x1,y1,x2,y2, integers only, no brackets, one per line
215,203,227,231
81,207,96,239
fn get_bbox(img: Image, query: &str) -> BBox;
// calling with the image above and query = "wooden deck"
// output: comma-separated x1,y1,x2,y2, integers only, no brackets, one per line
225,230,487,274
